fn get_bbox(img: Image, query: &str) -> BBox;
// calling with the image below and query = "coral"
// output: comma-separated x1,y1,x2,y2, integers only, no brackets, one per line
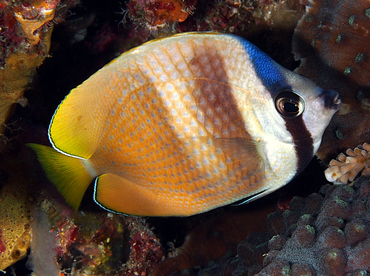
54,211,129,275
122,217,165,275
0,0,79,150
23,195,165,276
325,142,370,184
0,51,49,143
292,0,370,162
27,206,61,275
126,0,197,27
180,177,370,275
0,146,164,274
0,1,57,138
197,0,304,35
122,0,305,60
14,3,56,45
41,200,128,275
0,0,327,273
152,200,278,276
256,177,370,275
0,1,80,270
0,153,33,271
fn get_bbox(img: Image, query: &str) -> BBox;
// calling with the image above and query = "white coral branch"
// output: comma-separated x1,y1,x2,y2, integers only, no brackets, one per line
325,142,370,184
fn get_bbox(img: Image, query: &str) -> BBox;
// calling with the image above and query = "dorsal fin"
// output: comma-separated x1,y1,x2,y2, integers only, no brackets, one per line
49,60,125,159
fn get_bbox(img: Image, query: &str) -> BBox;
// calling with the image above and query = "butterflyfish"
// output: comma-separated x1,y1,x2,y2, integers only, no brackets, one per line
28,32,341,216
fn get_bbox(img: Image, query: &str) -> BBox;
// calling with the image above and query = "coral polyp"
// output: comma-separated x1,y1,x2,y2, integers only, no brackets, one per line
173,177,370,275
325,142,370,184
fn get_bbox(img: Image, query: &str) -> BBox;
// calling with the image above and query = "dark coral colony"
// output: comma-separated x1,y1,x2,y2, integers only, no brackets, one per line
1,0,370,275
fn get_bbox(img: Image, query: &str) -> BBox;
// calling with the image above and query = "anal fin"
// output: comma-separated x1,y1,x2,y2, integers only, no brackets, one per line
94,174,182,216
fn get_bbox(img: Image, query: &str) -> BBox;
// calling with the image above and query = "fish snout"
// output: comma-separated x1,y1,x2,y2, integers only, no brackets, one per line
320,89,341,111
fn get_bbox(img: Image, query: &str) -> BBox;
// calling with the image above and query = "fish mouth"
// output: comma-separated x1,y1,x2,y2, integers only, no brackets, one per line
320,89,341,111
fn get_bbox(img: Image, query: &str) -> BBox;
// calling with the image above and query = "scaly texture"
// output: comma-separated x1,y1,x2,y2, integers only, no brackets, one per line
30,32,340,216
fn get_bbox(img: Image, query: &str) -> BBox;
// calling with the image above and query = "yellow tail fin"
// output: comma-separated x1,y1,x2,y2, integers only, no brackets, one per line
27,143,96,211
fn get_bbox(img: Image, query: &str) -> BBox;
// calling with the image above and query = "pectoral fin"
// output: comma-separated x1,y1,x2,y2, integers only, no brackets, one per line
213,137,266,173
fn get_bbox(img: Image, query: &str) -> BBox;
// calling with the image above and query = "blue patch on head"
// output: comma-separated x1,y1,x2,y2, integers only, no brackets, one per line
228,34,288,94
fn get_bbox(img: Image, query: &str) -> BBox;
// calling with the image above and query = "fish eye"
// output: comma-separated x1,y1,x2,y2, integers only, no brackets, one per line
275,90,305,118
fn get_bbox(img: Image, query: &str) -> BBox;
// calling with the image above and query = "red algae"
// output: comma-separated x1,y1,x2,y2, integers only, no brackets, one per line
122,217,165,276
54,218,80,256
121,0,305,56
127,0,196,26
25,197,165,276
0,230,6,254
126,0,196,35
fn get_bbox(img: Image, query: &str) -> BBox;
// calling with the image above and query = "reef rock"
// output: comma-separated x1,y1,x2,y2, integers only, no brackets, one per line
25,198,165,276
0,163,32,271
292,0,370,162
257,177,370,275
179,177,370,275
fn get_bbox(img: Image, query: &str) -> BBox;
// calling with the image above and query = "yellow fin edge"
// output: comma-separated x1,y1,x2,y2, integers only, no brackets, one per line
27,143,95,211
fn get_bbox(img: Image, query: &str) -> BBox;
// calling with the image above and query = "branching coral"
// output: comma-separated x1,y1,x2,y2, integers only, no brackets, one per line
325,142,370,184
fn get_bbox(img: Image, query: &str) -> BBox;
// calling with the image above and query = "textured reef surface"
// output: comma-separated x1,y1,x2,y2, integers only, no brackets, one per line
173,176,370,275
2,0,370,275
0,0,79,147
293,0,370,162
257,177,370,276
27,198,165,276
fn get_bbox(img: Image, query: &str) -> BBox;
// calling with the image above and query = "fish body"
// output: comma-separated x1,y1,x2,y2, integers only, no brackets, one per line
29,32,340,216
